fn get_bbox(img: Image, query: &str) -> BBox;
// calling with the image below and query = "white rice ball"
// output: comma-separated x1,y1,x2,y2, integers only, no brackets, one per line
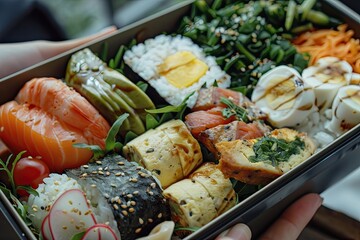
27,174,82,230
124,34,231,107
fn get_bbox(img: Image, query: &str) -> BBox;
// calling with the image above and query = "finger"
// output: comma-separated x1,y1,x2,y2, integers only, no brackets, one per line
38,26,117,58
215,223,252,240
260,193,323,240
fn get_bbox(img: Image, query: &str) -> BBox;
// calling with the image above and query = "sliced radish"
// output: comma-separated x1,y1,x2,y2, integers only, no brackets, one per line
41,215,52,240
81,224,119,240
48,189,97,240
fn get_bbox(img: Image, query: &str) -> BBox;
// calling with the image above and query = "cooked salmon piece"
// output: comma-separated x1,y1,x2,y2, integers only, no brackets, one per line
184,107,235,138
0,101,92,172
192,87,248,111
198,121,272,157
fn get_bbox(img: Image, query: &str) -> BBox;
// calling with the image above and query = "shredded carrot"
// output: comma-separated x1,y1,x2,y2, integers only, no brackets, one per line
293,24,360,73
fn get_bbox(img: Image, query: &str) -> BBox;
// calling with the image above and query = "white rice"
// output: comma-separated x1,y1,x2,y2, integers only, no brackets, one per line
124,34,231,107
27,173,82,230
295,109,337,151
27,174,120,238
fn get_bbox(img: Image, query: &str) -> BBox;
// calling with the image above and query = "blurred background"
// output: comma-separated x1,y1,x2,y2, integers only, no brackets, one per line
0,0,358,43
0,0,182,42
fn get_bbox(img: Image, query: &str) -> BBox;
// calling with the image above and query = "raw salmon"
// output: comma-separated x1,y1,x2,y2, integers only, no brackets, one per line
192,87,248,111
185,107,235,138
0,101,92,172
15,78,110,148
198,121,271,157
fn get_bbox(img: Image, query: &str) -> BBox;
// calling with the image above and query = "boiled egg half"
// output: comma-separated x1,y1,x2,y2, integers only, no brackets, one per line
251,66,315,128
326,85,360,135
302,57,352,112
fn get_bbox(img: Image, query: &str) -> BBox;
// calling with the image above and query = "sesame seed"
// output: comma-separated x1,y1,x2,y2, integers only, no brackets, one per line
118,161,124,165
82,165,89,169
122,210,128,216
133,191,139,195
68,200,73,205
150,183,156,189
130,178,138,183
130,201,136,206
98,171,104,175
136,166,142,170
92,171,97,174
104,193,110,199
121,204,127,209
84,210,92,215
139,218,144,225
96,161,102,165
158,213,162,218
113,204,119,210
135,228,142,234
129,208,135,213
104,167,109,171
127,194,133,198
106,171,111,176
111,183,117,188
148,218,153,223
62,226,67,230
98,167,103,171
148,191,154,196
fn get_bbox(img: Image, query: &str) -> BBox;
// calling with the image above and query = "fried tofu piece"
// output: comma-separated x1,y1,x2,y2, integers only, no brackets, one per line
216,128,316,185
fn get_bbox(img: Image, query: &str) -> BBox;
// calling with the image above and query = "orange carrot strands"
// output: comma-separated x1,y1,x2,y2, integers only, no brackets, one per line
293,24,360,73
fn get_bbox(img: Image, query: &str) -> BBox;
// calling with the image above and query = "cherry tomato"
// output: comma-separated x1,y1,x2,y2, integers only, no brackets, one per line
14,157,50,196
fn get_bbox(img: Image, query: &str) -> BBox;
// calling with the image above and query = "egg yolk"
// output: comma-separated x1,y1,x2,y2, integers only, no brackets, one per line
265,78,297,110
157,51,208,88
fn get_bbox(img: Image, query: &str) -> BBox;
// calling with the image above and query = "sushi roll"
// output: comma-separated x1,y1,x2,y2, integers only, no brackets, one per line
28,155,171,240
123,120,202,188
124,34,230,108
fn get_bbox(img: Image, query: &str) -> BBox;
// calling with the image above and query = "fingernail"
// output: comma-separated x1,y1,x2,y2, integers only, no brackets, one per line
224,223,252,240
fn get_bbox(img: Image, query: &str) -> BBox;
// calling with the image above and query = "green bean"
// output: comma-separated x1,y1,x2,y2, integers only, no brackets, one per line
291,23,313,34
195,0,208,14
224,55,241,72
275,49,285,64
235,42,256,62
211,0,222,11
306,10,330,25
285,0,297,31
300,0,316,21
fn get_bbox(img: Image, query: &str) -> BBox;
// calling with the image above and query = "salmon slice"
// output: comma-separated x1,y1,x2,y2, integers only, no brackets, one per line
15,78,110,148
198,121,271,157
192,87,248,111
185,107,235,138
0,101,92,172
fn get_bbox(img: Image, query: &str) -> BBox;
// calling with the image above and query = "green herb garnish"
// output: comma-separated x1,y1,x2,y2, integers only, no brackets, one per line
220,97,249,123
74,113,129,159
0,152,38,229
249,136,305,167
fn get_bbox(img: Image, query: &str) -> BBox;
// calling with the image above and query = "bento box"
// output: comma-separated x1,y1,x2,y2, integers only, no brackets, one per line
1,0,360,239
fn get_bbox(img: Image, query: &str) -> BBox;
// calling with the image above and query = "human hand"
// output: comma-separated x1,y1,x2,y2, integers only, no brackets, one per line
0,26,116,78
216,193,323,240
